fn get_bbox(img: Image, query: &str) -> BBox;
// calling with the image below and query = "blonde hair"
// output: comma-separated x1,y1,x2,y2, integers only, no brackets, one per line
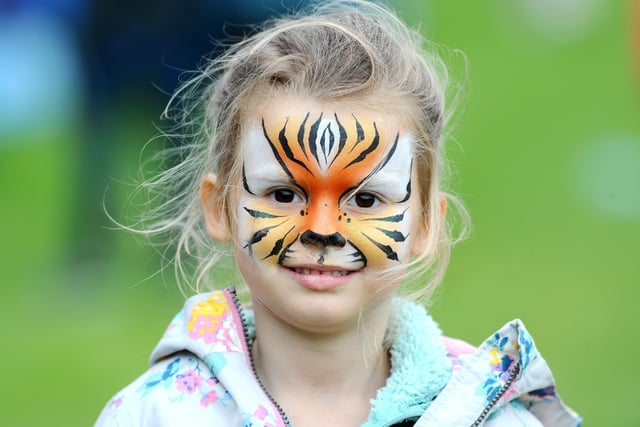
129,0,468,301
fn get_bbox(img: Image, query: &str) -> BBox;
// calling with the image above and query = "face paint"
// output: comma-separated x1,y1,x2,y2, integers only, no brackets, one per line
239,111,415,271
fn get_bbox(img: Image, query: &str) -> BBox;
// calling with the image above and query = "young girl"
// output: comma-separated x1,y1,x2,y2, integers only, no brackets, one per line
96,1,580,426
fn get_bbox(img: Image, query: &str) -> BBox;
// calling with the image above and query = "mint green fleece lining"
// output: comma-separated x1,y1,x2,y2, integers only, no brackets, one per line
362,300,452,427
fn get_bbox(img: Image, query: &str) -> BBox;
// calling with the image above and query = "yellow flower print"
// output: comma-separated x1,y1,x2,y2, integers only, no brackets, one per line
188,292,228,340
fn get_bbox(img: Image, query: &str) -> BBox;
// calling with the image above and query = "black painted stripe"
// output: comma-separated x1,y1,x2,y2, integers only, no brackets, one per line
297,112,310,160
348,115,365,153
242,164,255,195
373,132,399,173
376,228,407,242
263,225,295,259
363,208,407,223
246,222,283,247
308,113,323,167
277,235,299,265
278,117,313,175
399,177,412,203
363,233,400,261
243,207,282,219
344,121,380,170
328,113,347,169
346,240,367,268
262,118,294,179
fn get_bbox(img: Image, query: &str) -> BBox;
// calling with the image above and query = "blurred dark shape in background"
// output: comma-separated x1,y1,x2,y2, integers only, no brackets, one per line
0,0,311,268
76,0,310,262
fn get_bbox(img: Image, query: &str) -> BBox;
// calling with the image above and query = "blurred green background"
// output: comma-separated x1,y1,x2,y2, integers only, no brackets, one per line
1,0,638,425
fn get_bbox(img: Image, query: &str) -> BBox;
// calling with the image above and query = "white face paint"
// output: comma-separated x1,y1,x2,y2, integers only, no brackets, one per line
238,110,415,269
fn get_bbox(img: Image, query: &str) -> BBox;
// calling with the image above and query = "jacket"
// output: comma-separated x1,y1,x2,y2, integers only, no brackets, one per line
95,287,581,426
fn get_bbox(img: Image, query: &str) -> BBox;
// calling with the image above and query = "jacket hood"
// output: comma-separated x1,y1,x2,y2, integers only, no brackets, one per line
416,319,582,426
144,288,580,426
151,288,453,426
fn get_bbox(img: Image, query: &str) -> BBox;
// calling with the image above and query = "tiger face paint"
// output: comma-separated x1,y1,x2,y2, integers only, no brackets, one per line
238,104,417,277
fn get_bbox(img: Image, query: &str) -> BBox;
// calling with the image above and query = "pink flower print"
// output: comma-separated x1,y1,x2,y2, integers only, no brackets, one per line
187,293,232,345
200,391,218,408
254,404,269,420
188,314,220,344
451,359,463,373
502,383,519,402
113,397,122,408
175,369,203,394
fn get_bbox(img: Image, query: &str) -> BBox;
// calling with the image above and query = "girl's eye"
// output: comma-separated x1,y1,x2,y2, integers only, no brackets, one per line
351,192,379,208
271,189,300,203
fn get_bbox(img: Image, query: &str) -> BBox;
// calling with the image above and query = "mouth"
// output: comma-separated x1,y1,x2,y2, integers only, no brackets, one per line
288,267,352,277
283,265,358,291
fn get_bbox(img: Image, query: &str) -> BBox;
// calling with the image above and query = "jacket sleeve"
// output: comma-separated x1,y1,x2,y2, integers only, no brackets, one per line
95,400,126,427
484,400,544,427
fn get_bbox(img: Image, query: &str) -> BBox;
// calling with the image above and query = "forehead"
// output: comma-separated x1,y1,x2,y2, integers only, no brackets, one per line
244,96,412,152
258,96,408,134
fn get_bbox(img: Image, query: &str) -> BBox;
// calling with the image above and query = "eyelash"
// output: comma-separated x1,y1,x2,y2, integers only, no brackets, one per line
346,192,382,209
269,188,304,204
266,188,383,209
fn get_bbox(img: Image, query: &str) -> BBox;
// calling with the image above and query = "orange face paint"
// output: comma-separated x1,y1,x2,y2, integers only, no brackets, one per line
239,110,414,270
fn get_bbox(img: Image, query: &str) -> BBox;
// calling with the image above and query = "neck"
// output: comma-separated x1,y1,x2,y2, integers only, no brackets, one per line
250,300,392,426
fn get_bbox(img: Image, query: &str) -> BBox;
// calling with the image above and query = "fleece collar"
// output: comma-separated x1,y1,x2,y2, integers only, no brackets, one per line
361,299,452,426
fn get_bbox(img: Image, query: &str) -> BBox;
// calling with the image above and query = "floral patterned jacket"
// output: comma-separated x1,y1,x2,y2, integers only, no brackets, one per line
95,287,581,426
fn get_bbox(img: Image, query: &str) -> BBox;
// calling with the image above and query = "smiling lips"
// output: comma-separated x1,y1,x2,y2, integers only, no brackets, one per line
290,267,350,277
285,265,358,291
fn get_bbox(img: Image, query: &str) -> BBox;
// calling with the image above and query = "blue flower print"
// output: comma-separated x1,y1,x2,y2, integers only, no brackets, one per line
516,325,537,371
137,357,182,397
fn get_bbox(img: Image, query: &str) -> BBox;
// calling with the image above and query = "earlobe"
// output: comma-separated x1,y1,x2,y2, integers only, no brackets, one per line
201,173,231,242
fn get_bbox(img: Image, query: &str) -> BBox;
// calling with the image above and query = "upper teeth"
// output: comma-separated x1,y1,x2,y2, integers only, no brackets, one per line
293,268,348,277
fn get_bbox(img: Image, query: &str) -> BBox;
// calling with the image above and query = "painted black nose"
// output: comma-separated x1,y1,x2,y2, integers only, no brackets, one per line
300,230,346,248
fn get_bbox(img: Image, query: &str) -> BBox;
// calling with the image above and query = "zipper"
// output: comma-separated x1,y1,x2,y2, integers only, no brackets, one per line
228,288,294,427
386,416,421,426
469,360,521,427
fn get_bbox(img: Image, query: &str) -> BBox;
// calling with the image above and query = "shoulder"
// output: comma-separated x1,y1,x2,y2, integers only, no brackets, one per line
416,319,581,426
150,288,250,364
95,288,285,427
94,352,238,427
470,319,580,425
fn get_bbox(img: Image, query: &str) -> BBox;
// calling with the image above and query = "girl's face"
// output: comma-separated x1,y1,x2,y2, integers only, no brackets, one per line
207,96,428,332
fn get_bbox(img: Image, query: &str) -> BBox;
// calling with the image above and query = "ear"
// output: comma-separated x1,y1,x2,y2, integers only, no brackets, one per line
439,193,448,217
201,173,232,242
411,193,447,256
410,216,429,257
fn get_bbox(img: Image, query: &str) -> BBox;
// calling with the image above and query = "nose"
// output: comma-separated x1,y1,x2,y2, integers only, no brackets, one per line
300,230,346,248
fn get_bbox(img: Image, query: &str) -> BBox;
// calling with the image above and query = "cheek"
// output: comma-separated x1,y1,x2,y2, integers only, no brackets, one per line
236,197,302,264
343,206,414,267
